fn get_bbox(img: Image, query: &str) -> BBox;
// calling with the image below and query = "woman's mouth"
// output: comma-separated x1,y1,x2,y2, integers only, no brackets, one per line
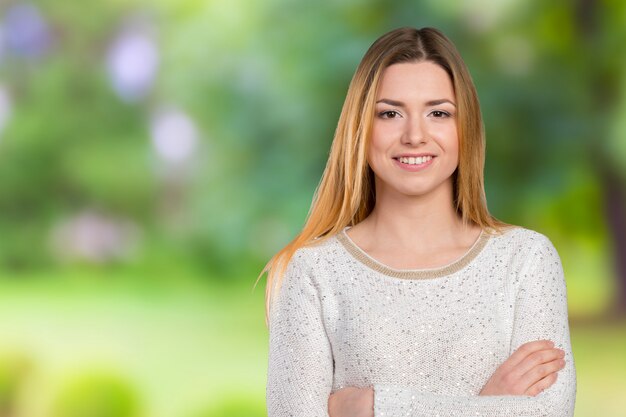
393,155,435,171
397,155,433,165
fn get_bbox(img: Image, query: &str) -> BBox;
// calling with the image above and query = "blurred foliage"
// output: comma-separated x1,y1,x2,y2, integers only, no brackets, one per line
0,0,623,285
0,353,33,417
53,372,141,417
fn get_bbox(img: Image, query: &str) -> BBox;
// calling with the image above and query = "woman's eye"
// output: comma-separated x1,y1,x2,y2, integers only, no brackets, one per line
378,110,400,119
430,110,450,118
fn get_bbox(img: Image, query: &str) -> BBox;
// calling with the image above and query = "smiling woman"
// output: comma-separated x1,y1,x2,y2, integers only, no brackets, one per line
259,27,576,417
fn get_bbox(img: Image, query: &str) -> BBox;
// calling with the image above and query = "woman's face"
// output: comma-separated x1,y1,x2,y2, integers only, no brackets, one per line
368,61,458,200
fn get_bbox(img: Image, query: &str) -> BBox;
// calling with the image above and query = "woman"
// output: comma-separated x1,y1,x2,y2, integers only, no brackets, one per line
260,27,576,416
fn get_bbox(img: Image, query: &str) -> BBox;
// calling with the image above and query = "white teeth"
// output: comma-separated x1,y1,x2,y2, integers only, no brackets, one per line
398,156,433,165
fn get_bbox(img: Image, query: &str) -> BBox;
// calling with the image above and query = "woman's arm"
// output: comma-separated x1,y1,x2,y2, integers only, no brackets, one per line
372,234,577,417
330,340,565,417
266,251,334,417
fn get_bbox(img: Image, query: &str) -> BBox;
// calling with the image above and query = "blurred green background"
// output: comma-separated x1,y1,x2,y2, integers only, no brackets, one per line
0,0,624,416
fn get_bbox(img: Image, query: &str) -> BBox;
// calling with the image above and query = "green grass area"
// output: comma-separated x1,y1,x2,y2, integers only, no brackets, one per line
0,274,268,417
0,273,623,417
570,320,626,417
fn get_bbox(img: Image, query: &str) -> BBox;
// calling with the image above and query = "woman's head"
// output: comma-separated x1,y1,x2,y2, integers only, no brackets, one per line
259,27,511,324
336,27,485,220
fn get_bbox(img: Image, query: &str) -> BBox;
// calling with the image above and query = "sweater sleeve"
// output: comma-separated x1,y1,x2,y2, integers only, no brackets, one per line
266,251,334,417
373,235,577,417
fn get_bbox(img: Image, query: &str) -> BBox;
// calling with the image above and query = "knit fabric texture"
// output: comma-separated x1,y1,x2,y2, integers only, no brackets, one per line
266,226,577,416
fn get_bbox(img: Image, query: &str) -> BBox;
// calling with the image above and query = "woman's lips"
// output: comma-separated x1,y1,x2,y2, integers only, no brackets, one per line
393,156,435,171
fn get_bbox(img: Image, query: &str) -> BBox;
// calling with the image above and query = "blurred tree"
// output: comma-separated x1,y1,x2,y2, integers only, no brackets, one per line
0,1,156,269
574,0,626,315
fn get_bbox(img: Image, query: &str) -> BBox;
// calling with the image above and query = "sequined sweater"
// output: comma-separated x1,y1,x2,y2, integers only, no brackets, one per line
266,226,576,416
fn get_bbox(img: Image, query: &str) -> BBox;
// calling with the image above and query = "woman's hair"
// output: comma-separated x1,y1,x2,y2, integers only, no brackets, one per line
257,27,513,325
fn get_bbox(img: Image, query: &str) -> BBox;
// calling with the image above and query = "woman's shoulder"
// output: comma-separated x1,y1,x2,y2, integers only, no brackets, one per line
288,232,345,267
279,234,347,292
487,224,554,246
486,224,548,240
483,225,563,287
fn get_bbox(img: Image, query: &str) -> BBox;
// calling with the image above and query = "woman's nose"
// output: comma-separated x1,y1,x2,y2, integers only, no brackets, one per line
401,116,426,145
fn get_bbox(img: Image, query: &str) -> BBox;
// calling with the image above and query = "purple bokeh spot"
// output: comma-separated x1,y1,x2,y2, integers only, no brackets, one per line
0,86,11,136
2,3,51,58
150,107,198,164
107,31,159,102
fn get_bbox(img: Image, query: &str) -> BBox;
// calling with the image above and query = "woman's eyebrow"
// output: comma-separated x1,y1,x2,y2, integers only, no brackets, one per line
376,98,457,107
426,99,456,107
376,98,405,107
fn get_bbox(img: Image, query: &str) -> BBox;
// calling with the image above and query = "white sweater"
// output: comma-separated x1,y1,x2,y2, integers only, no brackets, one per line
266,226,576,416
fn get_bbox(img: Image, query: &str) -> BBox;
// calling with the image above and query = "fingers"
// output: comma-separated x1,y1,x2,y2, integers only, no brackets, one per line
480,340,566,397
515,346,565,377
328,387,374,417
502,340,555,370
525,372,559,397
519,357,565,389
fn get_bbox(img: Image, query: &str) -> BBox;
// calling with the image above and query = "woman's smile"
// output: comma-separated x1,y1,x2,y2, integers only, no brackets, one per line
393,155,436,171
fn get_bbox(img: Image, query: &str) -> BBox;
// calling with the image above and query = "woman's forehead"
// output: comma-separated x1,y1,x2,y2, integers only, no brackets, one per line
377,62,455,103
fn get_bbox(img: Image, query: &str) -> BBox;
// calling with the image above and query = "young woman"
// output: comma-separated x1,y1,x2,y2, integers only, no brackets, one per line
260,27,576,417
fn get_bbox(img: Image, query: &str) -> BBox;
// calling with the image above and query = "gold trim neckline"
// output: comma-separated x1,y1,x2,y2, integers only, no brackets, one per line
336,227,491,279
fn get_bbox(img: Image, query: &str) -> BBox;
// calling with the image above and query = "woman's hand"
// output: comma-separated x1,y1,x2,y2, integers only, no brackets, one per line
328,386,374,417
480,340,566,397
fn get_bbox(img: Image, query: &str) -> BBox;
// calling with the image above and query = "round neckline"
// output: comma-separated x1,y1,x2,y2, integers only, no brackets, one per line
336,227,491,279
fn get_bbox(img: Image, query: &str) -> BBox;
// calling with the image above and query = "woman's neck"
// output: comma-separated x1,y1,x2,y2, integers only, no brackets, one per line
351,182,478,255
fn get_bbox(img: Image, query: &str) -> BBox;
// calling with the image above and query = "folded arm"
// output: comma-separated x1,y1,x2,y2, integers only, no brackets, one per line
372,235,577,417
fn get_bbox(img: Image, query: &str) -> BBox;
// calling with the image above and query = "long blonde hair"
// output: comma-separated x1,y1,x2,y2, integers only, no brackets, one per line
256,27,512,326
